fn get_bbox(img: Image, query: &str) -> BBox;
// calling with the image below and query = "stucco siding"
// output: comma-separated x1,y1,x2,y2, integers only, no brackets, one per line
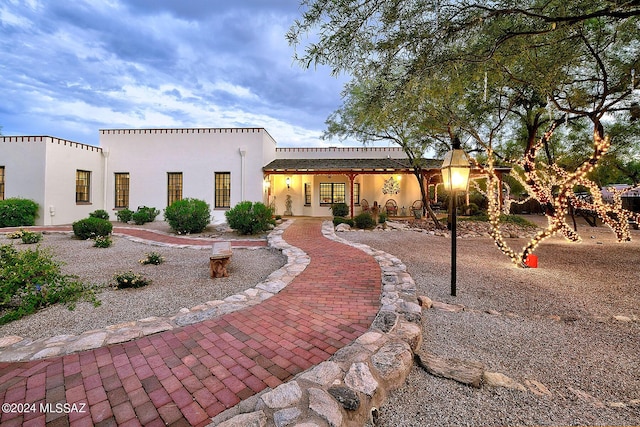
0,137,47,222
100,128,271,223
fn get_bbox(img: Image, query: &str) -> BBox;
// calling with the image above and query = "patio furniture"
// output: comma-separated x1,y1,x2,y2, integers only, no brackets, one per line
411,200,424,218
361,199,370,213
385,199,398,216
210,241,232,278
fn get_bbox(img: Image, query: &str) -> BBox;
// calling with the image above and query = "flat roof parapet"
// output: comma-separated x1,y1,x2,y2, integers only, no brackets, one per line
0,135,102,152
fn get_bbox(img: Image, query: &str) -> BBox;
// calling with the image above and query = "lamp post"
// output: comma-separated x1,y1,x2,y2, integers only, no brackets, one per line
441,139,471,296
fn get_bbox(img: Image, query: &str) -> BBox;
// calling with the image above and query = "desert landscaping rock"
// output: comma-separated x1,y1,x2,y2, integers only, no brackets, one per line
414,352,485,388
342,216,640,426
328,385,361,411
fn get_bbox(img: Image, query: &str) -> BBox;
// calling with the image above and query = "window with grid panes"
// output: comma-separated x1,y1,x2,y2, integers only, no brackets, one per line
354,183,361,205
0,166,4,200
167,172,183,205
114,173,130,208
319,183,345,205
304,183,311,205
76,170,91,203
215,172,231,208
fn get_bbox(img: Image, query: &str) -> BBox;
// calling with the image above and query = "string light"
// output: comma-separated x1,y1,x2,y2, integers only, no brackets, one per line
473,123,638,268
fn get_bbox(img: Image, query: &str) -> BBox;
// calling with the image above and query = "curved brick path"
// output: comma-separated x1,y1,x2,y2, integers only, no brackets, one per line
0,219,381,426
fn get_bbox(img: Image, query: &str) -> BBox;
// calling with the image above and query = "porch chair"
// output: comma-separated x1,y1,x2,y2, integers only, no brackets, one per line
384,199,398,216
361,199,370,213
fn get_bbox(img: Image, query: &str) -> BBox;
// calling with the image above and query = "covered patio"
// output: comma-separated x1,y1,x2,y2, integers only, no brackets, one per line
263,157,507,218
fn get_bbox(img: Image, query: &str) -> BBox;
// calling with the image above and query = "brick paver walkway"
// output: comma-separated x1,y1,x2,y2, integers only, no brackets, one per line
0,219,381,426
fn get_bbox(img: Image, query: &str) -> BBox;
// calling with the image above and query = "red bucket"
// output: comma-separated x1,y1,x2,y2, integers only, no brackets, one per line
525,254,538,268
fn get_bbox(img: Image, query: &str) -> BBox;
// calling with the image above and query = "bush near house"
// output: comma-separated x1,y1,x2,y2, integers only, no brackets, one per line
0,244,100,325
354,212,376,229
164,198,211,234
115,208,134,223
89,209,110,220
0,198,39,228
331,202,349,218
72,217,113,240
132,206,160,225
225,201,275,235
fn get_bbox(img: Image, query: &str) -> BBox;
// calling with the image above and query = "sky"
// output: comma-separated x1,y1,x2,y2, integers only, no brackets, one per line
0,0,355,148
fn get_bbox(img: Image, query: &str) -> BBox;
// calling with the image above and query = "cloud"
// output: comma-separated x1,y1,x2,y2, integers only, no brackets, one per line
0,0,350,148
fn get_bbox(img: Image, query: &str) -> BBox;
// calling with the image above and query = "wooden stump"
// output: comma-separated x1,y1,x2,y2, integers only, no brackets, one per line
209,257,231,278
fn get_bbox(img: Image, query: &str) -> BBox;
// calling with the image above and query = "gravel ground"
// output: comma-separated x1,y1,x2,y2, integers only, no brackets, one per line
0,232,286,340
343,216,640,427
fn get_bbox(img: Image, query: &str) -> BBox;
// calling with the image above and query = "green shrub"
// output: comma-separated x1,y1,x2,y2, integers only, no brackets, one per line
460,203,480,216
378,212,388,224
115,208,134,223
0,244,100,325
331,203,349,217
21,231,42,244
164,198,211,234
354,212,376,229
499,214,537,228
72,217,113,240
89,209,110,220
132,206,160,225
139,251,164,265
0,198,39,227
93,235,112,248
113,271,151,289
333,217,355,227
225,201,275,235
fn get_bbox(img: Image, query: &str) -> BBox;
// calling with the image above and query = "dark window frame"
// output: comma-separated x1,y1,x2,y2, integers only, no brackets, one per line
114,173,130,209
76,170,91,204
215,172,231,209
319,182,346,205
167,172,183,206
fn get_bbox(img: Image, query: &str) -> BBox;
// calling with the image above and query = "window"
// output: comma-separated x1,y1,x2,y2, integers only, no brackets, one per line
215,172,231,208
0,166,4,200
304,183,311,205
353,183,361,205
319,183,345,205
167,172,183,205
76,170,91,203
114,173,130,209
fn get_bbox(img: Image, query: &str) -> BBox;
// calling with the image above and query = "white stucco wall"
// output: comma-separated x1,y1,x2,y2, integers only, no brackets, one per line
0,136,104,226
43,139,104,226
100,128,276,223
0,137,47,222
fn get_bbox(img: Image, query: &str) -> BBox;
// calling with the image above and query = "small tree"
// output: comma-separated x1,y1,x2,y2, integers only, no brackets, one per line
164,198,211,234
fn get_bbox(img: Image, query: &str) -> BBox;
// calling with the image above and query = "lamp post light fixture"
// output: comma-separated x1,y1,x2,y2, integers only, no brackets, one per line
441,139,471,296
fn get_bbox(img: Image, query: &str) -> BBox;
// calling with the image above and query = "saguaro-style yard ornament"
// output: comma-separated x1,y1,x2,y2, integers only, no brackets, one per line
441,139,471,296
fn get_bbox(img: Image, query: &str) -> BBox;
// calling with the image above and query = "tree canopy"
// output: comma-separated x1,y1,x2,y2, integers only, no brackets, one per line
289,0,640,265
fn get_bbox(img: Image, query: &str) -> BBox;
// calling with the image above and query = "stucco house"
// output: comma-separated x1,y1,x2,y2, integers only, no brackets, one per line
1,127,486,226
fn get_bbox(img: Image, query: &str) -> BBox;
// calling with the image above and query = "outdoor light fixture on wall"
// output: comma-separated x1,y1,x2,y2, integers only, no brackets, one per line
441,138,471,296
286,177,291,189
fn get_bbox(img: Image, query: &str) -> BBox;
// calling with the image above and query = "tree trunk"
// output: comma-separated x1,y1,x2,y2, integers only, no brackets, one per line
413,167,441,227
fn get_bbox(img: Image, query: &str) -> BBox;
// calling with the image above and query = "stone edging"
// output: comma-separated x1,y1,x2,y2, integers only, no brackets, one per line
209,221,423,427
0,220,308,362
